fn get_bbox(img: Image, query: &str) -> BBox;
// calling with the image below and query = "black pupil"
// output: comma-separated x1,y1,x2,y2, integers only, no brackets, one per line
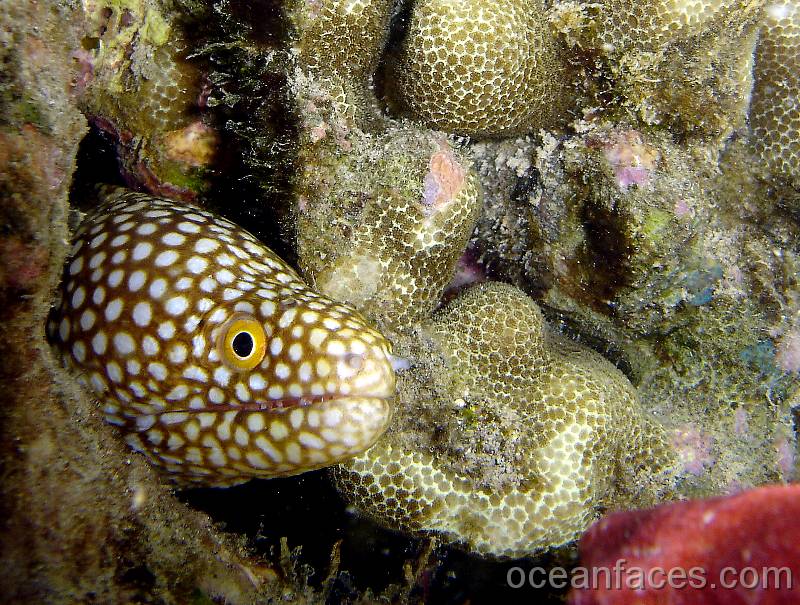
232,332,254,358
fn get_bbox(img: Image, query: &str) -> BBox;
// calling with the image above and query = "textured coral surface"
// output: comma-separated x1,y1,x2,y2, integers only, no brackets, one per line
590,0,746,51
334,283,675,558
0,2,285,603
751,0,800,185
386,0,569,137
583,0,762,142
299,131,482,327
291,0,687,559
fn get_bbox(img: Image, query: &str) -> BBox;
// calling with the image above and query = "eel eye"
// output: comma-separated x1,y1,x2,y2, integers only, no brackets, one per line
219,314,267,370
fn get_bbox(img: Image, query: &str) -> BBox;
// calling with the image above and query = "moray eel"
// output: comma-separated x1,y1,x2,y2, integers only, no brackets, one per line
47,189,395,486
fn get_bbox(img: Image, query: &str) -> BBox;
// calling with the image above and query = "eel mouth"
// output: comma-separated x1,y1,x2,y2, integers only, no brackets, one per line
124,393,393,482
155,393,393,415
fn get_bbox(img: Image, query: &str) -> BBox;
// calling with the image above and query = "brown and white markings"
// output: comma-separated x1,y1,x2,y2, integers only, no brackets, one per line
47,189,395,486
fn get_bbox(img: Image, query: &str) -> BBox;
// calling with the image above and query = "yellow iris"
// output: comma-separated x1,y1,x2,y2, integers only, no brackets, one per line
219,314,267,370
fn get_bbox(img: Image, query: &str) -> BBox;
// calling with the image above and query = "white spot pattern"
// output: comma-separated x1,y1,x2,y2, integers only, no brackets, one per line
48,190,394,486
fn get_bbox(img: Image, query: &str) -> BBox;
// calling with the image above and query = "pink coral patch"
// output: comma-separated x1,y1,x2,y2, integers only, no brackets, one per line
733,407,749,437
776,330,800,374
775,436,796,481
671,425,714,476
674,198,693,218
443,249,487,300
422,143,466,212
597,130,659,191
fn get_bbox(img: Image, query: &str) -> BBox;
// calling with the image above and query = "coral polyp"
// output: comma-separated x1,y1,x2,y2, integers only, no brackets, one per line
751,0,800,185
334,282,676,557
297,0,393,85
386,0,569,137
589,0,747,52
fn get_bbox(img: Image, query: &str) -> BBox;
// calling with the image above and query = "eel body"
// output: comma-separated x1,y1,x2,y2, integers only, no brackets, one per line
48,190,395,486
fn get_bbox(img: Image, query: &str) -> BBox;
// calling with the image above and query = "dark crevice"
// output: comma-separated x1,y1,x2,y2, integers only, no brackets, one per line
68,125,125,210
373,0,415,116
572,200,633,314
179,471,573,604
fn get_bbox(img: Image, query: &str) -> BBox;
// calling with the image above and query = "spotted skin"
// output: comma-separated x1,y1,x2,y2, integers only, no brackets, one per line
47,190,395,486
